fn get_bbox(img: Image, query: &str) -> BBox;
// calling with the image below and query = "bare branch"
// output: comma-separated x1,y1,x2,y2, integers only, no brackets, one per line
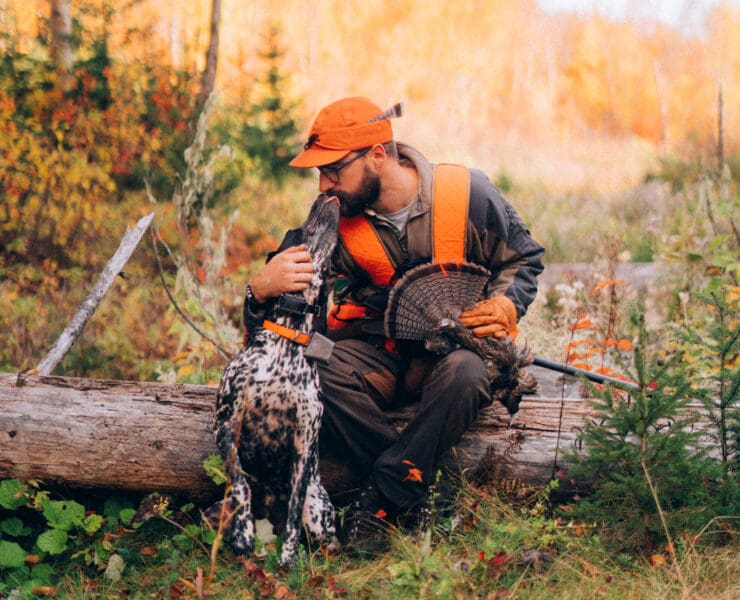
150,227,234,361
36,212,155,376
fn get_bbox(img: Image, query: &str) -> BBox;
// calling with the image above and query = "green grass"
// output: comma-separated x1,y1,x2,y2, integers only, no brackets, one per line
34,481,738,599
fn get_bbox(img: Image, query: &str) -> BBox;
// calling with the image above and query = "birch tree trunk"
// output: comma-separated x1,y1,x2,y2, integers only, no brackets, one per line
197,0,221,108
49,0,73,90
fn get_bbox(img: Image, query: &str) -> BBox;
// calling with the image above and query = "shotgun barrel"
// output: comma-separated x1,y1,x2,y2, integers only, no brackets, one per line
532,356,644,393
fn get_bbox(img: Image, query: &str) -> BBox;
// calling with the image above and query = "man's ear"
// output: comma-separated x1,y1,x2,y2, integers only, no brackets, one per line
368,143,389,167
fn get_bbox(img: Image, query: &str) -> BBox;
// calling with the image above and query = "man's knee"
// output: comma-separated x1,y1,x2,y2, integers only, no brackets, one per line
319,339,399,409
433,349,488,403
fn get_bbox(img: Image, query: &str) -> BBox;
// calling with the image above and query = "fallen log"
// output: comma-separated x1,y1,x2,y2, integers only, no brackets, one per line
1,368,594,503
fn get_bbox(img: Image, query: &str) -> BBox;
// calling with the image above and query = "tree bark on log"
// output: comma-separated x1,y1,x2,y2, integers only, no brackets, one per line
1,368,594,502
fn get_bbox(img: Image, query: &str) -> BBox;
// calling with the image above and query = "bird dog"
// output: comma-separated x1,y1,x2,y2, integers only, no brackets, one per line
214,194,340,567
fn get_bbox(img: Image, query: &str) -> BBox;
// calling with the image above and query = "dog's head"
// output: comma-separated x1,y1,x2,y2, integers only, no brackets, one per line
301,194,340,302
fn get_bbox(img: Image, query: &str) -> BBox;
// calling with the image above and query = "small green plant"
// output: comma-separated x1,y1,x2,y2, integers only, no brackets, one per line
669,283,739,512
563,320,725,553
0,479,135,597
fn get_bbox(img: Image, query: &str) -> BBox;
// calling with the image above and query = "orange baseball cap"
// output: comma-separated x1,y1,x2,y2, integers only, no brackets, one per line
289,97,398,168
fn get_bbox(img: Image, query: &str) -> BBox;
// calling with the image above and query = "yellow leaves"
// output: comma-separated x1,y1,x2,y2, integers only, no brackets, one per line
176,364,196,379
4,206,21,223
26,195,41,213
174,350,199,380
173,351,191,362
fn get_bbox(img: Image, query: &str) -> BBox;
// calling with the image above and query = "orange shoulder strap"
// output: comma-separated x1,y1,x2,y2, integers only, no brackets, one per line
432,163,469,263
338,215,395,287
338,163,469,285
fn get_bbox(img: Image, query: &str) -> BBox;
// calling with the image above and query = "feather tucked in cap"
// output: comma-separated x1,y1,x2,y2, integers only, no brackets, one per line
289,97,403,168
369,102,404,123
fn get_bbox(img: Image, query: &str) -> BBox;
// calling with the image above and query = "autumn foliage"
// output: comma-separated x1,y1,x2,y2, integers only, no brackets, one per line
0,0,738,380
0,51,195,269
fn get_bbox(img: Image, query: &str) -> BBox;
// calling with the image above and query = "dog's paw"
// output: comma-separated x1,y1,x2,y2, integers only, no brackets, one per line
201,499,235,531
277,542,299,569
230,511,256,556
230,530,255,556
325,535,341,552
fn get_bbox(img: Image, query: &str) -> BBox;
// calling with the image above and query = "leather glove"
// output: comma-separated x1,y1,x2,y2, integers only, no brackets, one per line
459,295,519,341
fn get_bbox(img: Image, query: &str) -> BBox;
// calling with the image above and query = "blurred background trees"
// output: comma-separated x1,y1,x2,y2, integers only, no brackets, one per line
0,0,737,379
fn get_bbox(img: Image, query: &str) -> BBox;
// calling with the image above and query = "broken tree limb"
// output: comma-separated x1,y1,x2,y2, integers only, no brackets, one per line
36,213,155,376
1,367,599,502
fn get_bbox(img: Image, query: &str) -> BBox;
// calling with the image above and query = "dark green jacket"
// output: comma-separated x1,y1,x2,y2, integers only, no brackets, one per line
244,143,545,337
331,143,545,318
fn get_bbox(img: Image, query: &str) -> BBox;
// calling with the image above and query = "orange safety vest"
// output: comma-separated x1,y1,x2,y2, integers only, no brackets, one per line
328,163,470,329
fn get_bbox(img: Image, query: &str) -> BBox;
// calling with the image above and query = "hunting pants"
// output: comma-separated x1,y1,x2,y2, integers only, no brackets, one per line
318,338,490,509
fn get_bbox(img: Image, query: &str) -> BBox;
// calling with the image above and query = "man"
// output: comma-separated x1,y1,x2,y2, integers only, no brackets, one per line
244,97,544,540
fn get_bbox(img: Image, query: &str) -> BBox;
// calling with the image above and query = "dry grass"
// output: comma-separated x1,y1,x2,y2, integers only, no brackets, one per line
312,484,739,600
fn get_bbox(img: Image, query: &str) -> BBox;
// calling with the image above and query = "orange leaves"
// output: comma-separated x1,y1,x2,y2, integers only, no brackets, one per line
649,553,668,567
561,285,635,383
571,316,594,331
405,468,423,483
239,558,295,599
604,338,633,351
566,337,632,356
567,351,596,362
565,338,599,350
402,459,423,483
590,279,626,296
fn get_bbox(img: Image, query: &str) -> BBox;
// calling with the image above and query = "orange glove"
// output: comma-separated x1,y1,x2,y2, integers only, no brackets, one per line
459,295,519,341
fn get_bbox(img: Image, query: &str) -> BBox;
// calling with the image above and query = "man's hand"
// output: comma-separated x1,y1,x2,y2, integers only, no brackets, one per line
248,245,314,303
459,295,519,341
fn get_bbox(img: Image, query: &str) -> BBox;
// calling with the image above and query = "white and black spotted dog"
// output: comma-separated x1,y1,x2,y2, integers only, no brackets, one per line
214,195,340,567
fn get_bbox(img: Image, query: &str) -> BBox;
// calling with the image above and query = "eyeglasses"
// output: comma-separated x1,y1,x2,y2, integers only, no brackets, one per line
316,148,371,184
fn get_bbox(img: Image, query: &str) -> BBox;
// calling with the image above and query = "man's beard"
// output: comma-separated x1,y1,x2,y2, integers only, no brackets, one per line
335,167,381,217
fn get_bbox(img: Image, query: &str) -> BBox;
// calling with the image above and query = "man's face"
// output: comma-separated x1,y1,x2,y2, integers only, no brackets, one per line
333,165,381,217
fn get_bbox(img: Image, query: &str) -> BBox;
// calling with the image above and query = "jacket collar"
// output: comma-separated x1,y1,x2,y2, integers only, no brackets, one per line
395,142,434,219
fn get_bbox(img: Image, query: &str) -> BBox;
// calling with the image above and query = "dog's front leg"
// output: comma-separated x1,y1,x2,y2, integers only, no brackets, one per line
279,441,316,567
216,425,255,556
228,467,255,556
303,462,339,549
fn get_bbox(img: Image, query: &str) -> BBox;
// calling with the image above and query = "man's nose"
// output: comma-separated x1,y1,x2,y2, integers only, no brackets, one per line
318,172,335,194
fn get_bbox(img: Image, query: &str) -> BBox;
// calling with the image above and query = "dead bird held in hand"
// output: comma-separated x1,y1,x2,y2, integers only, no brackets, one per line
385,261,536,416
